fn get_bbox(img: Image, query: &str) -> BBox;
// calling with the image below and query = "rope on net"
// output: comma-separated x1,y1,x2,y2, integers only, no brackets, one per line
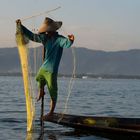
16,7,62,132
21,6,61,22
57,26,76,123
17,6,76,127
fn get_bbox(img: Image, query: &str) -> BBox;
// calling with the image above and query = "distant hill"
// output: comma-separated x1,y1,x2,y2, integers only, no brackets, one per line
1,47,140,76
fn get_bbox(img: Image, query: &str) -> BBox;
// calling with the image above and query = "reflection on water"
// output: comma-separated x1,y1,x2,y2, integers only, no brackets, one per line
25,125,140,140
26,132,33,140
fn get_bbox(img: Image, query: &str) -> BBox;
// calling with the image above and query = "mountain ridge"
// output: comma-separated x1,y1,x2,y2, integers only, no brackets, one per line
1,47,140,76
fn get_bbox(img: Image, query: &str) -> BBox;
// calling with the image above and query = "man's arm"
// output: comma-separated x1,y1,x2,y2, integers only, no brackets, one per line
16,19,44,43
60,34,74,48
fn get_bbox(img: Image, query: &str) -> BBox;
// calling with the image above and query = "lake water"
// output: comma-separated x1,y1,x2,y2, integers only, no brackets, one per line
0,76,140,140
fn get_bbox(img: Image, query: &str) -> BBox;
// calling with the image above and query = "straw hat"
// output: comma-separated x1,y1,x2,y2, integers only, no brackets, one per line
38,17,62,33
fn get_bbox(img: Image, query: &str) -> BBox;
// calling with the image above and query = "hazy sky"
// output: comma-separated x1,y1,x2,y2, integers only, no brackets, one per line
0,0,140,51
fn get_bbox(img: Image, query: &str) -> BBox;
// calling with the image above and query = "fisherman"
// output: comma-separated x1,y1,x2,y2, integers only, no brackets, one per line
16,17,74,118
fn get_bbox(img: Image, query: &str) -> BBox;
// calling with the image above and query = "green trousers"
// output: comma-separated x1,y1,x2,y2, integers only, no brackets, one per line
36,68,57,102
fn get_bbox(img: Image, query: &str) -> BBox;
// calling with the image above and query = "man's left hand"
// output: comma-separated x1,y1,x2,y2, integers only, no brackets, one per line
68,34,74,42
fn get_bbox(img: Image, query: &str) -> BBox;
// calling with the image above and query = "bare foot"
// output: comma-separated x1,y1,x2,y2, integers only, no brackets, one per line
42,112,54,121
37,90,45,102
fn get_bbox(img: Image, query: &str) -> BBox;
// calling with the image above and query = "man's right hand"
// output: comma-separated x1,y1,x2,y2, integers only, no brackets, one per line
16,19,21,25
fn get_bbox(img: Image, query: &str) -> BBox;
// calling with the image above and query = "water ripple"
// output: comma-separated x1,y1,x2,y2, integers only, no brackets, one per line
1,77,140,140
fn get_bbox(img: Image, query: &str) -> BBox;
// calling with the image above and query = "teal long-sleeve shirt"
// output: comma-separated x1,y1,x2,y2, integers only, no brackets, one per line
20,25,73,74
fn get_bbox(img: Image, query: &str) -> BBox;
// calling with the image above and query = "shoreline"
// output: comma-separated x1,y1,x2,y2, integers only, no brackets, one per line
1,73,140,79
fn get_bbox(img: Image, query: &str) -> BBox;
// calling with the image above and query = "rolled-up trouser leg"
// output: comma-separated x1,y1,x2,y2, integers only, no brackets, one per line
36,68,46,89
45,72,58,103
36,68,58,103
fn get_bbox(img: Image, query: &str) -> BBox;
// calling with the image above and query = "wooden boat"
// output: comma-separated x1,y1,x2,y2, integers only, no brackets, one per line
44,113,140,139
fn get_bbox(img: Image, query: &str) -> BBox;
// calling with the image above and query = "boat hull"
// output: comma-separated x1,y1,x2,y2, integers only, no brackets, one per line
44,113,140,139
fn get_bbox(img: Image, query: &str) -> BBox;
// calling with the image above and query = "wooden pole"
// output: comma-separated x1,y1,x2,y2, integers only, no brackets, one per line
40,47,46,131
40,87,44,130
